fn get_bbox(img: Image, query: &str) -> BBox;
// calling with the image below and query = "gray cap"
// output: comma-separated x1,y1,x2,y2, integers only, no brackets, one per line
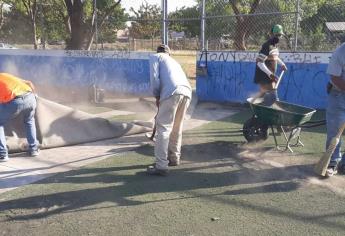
157,44,170,54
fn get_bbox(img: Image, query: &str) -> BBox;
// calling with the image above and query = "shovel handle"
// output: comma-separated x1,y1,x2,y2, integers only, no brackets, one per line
274,70,285,90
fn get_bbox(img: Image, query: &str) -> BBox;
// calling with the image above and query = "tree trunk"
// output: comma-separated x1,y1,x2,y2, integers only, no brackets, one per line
85,0,122,50
231,0,262,51
86,0,97,50
65,0,85,50
22,0,38,49
32,20,38,49
65,16,71,35
57,1,71,36
69,10,84,49
0,3,4,30
233,16,246,50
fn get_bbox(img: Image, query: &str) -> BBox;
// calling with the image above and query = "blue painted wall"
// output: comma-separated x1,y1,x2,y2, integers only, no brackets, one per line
0,50,152,96
197,51,331,109
0,50,332,108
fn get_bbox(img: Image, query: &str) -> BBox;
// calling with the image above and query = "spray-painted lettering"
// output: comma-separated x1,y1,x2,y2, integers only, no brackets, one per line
197,51,331,108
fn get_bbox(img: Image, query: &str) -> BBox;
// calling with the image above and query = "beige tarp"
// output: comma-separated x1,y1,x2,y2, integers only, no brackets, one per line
5,97,150,153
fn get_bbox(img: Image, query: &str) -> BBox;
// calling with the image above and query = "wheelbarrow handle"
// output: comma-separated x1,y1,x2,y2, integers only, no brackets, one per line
274,70,285,90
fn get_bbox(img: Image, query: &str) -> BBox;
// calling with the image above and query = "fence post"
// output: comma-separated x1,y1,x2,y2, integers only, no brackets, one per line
95,0,98,50
161,0,168,45
294,0,300,51
201,0,206,51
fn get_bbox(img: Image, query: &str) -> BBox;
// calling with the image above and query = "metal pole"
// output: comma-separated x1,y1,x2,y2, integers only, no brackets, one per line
201,0,206,51
294,0,300,51
39,1,46,49
161,0,168,45
94,0,98,50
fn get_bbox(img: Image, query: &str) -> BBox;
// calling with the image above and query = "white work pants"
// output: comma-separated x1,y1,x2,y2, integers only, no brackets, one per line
155,94,190,170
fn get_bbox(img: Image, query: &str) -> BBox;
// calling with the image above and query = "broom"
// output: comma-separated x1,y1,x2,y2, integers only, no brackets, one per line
314,123,345,176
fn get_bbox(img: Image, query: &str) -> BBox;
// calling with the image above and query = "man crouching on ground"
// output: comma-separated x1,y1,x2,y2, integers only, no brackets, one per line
147,44,192,176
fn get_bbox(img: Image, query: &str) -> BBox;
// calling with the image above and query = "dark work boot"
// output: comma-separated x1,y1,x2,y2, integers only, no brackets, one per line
146,165,168,176
168,158,180,166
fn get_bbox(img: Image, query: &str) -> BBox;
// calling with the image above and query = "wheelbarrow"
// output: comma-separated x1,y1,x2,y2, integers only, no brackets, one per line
243,97,317,152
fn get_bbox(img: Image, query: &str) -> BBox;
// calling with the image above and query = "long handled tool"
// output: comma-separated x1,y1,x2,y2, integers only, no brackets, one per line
251,70,285,104
274,70,285,89
145,106,158,142
145,120,156,142
314,122,345,177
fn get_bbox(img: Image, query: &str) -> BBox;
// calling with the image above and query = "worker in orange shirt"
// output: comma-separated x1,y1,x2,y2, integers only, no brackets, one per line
0,73,39,161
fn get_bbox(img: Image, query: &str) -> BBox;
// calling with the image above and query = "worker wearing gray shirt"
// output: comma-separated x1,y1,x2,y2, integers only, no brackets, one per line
325,42,345,177
147,44,192,176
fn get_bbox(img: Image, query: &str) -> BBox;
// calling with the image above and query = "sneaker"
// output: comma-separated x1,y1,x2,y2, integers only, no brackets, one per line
29,149,40,157
0,155,9,162
325,166,338,177
146,165,168,176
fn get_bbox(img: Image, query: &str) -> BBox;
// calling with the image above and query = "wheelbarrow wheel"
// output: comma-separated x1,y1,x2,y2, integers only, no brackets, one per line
243,117,269,142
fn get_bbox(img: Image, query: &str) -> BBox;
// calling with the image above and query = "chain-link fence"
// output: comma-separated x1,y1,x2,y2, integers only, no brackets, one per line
0,0,343,52
98,0,344,52
298,2,345,51
203,0,298,51
200,0,345,52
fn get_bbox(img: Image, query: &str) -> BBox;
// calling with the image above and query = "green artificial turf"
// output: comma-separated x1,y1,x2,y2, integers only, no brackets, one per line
1,109,345,236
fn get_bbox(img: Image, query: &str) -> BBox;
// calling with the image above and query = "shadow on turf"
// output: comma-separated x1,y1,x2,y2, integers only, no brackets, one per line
1,142,344,231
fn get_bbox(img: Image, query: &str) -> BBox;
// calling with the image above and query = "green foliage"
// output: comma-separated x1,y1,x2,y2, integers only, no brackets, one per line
169,6,200,38
84,0,127,43
300,1,345,50
99,6,127,43
40,0,68,43
203,0,233,40
0,0,344,50
306,25,327,51
300,2,345,33
1,0,39,46
0,8,32,43
129,2,161,39
0,0,127,47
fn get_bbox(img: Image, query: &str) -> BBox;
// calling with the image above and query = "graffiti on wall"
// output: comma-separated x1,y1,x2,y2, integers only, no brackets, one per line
196,51,331,108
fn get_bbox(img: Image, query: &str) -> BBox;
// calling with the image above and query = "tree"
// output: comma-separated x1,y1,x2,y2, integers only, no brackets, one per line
0,5,31,43
96,6,127,44
85,0,123,50
5,0,40,48
129,2,161,39
300,0,345,34
64,0,86,49
64,0,124,50
169,6,200,38
0,1,5,30
229,0,262,50
43,0,70,44
22,0,39,48
1,0,126,49
299,0,345,50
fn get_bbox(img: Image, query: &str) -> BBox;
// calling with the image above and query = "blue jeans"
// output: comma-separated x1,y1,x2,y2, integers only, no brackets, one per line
0,93,38,157
326,89,345,167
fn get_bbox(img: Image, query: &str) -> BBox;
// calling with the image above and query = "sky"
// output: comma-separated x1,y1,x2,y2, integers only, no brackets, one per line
121,0,197,14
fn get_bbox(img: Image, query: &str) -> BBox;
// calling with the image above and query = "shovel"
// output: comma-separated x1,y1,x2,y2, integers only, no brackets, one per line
250,70,285,104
